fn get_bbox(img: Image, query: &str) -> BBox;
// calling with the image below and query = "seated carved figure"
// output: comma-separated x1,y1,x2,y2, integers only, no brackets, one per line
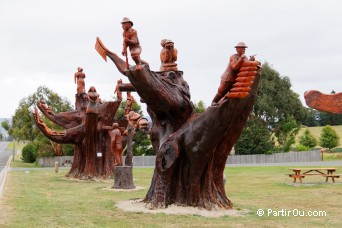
160,39,178,71
125,111,149,132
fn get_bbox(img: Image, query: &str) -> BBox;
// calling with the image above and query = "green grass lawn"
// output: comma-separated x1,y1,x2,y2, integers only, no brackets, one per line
1,165,342,227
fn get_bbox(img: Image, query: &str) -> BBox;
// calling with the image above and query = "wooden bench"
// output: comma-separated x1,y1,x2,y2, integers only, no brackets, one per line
288,168,340,183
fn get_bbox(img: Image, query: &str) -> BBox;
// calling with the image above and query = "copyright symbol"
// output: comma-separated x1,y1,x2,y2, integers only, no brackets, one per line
257,209,264,216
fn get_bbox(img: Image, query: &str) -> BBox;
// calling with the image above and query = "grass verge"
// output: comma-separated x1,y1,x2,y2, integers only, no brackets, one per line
1,165,342,227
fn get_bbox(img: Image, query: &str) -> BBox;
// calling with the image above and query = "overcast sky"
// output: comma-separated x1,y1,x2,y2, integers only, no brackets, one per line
1,0,341,118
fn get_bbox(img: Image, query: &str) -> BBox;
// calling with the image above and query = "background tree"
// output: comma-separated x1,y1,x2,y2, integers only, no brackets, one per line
132,131,154,155
9,86,73,157
275,116,300,152
319,125,340,151
318,111,342,126
1,120,12,138
235,117,275,154
244,62,307,152
303,108,320,127
299,129,317,148
193,100,206,114
114,99,142,119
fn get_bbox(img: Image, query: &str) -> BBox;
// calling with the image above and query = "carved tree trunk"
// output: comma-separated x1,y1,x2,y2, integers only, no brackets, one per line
33,93,121,179
96,38,260,209
123,66,260,209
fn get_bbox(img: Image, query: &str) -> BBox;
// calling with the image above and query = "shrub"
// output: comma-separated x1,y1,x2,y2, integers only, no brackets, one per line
299,129,317,148
319,125,340,151
296,144,310,151
235,118,275,155
36,143,55,158
21,143,37,163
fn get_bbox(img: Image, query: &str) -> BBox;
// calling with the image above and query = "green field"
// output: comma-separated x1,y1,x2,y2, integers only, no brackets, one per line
1,165,341,227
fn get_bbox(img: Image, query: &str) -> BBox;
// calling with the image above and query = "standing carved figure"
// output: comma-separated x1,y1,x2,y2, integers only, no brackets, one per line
108,123,123,166
160,39,178,71
125,92,135,115
211,42,258,105
74,67,86,94
114,79,123,101
86,86,99,114
82,86,101,177
121,17,143,70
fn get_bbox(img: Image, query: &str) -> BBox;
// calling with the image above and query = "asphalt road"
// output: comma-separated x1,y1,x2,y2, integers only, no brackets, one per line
0,142,11,172
0,141,11,197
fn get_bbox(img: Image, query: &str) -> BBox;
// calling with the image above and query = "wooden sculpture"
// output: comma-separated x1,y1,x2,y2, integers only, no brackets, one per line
212,42,260,105
160,39,178,71
74,67,86,94
121,17,146,70
95,36,261,209
304,90,342,114
108,123,123,166
33,68,121,179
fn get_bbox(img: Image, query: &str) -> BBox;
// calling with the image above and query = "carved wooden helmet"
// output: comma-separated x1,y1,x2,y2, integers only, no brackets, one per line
234,42,248,48
121,17,133,26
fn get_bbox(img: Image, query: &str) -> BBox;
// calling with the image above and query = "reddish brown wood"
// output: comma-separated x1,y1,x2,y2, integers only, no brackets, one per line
97,40,261,210
304,90,342,114
33,72,122,179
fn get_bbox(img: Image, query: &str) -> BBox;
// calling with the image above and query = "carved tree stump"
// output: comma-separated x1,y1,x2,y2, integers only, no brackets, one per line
96,38,261,210
33,92,122,179
112,166,135,189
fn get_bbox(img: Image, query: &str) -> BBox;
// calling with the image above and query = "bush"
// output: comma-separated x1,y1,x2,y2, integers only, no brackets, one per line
319,125,340,151
21,143,37,163
295,144,310,151
299,129,317,148
235,118,275,155
36,143,55,158
332,148,342,153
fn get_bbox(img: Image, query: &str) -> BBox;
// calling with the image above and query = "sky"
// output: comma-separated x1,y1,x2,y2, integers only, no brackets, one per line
1,0,342,118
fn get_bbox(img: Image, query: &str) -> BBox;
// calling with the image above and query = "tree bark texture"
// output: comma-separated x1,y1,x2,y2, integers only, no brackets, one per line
112,166,135,189
33,93,122,179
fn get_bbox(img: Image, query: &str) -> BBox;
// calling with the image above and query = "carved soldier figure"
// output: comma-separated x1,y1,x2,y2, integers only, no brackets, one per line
108,123,123,166
211,42,257,106
121,17,143,70
74,67,86,94
160,39,178,71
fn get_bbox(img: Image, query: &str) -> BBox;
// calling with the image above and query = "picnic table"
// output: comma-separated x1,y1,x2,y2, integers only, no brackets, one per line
288,168,340,183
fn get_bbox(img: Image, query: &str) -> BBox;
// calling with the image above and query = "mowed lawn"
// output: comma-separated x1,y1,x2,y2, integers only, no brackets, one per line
1,166,342,228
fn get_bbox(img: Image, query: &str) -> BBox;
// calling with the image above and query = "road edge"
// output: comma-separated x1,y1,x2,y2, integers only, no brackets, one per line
0,155,12,198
